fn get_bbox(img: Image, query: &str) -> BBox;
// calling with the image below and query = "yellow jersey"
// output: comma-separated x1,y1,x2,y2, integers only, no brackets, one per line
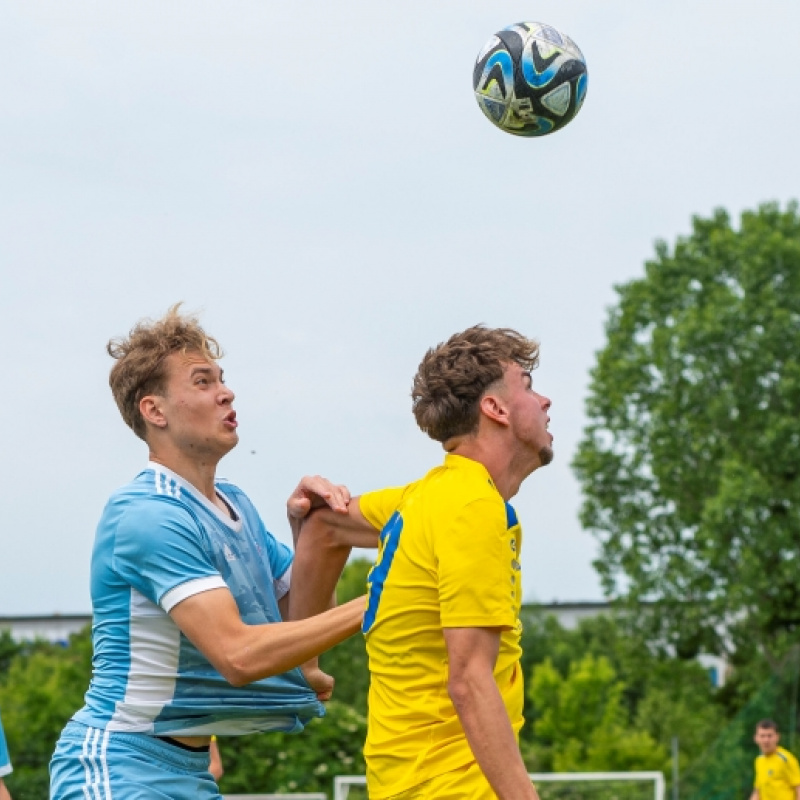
755,747,800,800
358,454,525,799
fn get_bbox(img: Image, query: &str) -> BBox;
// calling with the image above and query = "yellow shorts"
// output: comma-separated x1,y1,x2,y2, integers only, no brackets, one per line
388,762,495,800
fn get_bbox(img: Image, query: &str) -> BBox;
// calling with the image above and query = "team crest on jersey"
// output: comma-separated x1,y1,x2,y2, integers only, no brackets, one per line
223,543,237,561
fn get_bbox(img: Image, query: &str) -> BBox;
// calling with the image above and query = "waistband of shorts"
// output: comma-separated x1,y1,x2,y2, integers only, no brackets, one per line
61,721,211,770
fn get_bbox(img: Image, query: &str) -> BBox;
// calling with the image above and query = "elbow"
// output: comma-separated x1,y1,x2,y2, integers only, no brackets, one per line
219,650,273,687
225,672,251,688
448,662,491,712
220,660,252,687
218,636,297,686
447,673,474,710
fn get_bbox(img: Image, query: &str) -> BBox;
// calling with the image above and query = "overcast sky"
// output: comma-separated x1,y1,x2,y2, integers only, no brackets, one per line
1,1,798,615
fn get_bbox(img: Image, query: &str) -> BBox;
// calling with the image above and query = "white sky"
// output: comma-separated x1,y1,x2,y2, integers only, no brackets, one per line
1,1,798,614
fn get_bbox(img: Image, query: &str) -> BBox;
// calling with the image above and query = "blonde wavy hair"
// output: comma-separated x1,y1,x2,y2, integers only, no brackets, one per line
107,304,222,440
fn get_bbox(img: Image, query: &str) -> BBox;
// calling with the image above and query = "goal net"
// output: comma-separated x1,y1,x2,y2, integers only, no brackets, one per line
333,772,665,800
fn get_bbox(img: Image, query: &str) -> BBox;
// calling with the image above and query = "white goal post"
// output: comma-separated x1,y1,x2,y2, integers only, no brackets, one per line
225,795,327,799
334,772,665,800
529,772,665,800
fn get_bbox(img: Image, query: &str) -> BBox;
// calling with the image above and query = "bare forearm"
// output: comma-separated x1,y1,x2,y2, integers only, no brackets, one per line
288,511,302,546
288,510,352,622
450,679,537,800
173,593,365,686
231,597,363,684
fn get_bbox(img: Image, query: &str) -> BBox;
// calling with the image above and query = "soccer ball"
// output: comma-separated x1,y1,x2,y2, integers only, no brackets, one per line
473,22,588,137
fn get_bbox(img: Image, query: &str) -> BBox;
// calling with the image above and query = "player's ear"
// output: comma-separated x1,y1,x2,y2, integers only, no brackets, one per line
140,394,168,429
479,391,509,427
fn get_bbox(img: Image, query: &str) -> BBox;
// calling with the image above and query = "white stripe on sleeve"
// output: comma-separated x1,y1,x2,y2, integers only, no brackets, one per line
273,565,292,601
160,575,227,613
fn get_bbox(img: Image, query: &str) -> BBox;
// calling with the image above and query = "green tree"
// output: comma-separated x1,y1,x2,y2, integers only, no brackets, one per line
219,700,367,795
0,627,93,799
573,202,800,670
519,610,724,780
0,630,21,677
528,654,667,772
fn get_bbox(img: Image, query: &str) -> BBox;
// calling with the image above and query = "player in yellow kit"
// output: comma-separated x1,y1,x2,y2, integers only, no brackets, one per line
292,325,550,799
751,720,800,800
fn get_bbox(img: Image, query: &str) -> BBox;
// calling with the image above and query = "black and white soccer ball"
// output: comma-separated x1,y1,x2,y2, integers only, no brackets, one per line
473,22,588,137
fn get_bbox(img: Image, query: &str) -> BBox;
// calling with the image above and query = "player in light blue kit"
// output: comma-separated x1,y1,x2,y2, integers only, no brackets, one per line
0,707,13,800
50,305,366,800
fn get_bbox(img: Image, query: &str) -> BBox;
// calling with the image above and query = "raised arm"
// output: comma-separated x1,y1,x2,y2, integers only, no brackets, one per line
287,497,379,622
283,477,378,620
444,627,539,800
278,478,379,697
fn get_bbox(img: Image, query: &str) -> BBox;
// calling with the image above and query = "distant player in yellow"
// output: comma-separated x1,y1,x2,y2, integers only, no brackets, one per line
751,720,800,800
292,326,549,799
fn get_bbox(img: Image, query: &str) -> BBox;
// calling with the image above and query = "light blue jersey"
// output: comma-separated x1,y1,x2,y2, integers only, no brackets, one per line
72,462,323,736
0,708,11,778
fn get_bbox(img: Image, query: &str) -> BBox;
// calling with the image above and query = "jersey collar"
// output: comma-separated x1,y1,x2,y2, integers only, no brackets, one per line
147,461,243,532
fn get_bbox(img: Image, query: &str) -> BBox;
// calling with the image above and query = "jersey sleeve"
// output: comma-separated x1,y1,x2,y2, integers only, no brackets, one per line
112,497,225,612
435,497,517,629
260,520,294,599
359,485,412,531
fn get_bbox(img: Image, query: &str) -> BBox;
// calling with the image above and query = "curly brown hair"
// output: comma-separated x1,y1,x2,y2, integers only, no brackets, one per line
411,325,539,444
107,304,223,441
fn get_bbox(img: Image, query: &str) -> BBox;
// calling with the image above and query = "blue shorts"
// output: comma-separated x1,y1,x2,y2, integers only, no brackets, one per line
50,721,222,800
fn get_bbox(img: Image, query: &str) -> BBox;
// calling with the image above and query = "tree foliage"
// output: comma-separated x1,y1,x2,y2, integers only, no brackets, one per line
518,610,723,778
0,628,93,799
573,202,800,667
219,700,367,795
529,654,667,772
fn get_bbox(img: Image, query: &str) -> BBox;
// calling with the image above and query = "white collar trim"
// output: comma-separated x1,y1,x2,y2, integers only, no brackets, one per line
146,461,242,532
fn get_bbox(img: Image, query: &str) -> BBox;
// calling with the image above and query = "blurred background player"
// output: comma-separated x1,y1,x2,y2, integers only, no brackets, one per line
0,707,13,800
294,325,549,800
50,305,365,800
752,719,800,800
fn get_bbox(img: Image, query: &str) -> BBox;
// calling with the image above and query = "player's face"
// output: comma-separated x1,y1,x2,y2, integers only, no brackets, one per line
501,362,553,468
755,727,780,755
158,351,238,459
